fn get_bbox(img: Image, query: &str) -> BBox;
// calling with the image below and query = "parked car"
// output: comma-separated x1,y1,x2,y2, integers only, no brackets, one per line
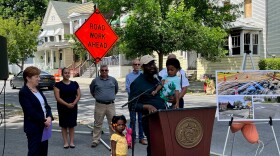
10,71,55,90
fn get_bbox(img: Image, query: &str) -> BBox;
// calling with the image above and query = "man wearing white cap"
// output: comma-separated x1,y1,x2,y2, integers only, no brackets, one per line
129,55,166,156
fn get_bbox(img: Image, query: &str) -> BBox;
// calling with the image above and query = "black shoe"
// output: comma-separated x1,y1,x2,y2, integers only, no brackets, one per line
70,145,75,148
64,145,69,149
91,142,98,148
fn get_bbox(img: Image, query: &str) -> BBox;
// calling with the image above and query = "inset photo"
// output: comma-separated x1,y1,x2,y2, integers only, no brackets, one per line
253,96,280,120
216,70,280,95
218,96,253,121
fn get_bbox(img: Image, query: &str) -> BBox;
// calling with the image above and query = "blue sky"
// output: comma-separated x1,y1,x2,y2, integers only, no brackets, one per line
218,96,250,105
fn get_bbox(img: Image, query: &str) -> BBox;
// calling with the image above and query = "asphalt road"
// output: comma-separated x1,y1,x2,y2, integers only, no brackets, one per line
1,80,280,156
254,103,280,120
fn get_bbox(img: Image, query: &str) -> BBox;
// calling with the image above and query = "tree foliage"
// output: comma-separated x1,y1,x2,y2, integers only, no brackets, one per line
0,0,48,20
183,0,242,28
95,0,241,70
0,17,41,70
0,0,83,20
0,0,87,71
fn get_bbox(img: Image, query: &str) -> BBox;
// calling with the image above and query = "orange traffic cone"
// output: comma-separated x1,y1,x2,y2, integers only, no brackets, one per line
54,73,60,82
224,75,226,82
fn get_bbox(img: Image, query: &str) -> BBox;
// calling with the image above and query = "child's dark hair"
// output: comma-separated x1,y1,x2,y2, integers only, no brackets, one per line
112,115,127,125
166,58,181,70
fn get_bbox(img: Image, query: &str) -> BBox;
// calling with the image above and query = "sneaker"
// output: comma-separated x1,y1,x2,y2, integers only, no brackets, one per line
91,142,98,148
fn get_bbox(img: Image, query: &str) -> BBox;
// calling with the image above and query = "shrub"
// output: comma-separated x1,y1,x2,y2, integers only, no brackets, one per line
258,58,280,70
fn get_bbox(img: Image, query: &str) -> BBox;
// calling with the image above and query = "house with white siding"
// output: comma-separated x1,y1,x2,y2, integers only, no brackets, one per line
35,1,79,73
176,0,280,80
186,0,265,79
267,0,280,55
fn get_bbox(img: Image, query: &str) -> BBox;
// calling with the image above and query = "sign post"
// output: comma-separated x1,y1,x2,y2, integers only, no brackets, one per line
74,8,119,150
75,8,118,64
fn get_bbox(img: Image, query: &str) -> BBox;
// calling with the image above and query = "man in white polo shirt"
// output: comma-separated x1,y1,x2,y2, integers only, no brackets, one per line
159,54,189,108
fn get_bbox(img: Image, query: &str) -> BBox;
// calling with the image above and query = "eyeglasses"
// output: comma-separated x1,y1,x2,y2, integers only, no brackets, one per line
133,64,140,66
100,69,108,72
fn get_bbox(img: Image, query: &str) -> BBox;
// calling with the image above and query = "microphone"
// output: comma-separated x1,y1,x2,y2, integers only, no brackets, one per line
153,74,162,86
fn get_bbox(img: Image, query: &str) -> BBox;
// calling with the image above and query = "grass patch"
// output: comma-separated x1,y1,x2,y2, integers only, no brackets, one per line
0,103,15,107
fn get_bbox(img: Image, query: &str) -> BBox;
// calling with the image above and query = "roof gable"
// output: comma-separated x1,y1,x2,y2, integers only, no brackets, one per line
68,2,94,15
42,1,79,27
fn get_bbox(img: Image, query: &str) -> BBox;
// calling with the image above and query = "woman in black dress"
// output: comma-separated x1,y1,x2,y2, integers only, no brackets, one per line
54,67,81,148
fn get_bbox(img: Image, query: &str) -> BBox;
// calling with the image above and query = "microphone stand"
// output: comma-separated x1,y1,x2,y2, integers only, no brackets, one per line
121,84,157,108
123,84,158,156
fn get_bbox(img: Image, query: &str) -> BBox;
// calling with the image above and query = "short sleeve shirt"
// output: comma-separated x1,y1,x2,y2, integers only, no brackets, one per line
89,76,118,101
162,75,181,96
110,133,128,156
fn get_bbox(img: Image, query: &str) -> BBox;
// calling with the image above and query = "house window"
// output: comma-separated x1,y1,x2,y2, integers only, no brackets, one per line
244,33,250,52
50,36,55,42
58,35,62,41
45,37,48,42
54,56,56,62
224,38,229,55
244,0,252,18
232,35,240,55
73,20,79,32
253,34,258,54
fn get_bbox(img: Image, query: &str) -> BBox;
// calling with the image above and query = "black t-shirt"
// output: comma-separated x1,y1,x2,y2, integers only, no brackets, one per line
129,74,166,114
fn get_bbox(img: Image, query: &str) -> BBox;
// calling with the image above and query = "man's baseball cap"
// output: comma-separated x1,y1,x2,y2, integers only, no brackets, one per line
140,55,155,65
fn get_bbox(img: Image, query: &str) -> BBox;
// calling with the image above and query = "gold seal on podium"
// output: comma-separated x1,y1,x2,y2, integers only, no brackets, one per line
175,117,203,148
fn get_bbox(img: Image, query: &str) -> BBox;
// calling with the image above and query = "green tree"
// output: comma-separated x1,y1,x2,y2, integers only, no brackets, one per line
94,0,240,70
0,17,41,70
183,0,242,28
234,101,242,107
0,0,48,20
243,96,252,101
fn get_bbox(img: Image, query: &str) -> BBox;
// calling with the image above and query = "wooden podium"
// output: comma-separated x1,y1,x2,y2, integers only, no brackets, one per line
148,106,216,156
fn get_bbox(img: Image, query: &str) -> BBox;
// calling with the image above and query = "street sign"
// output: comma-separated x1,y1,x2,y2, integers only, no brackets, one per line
75,9,118,63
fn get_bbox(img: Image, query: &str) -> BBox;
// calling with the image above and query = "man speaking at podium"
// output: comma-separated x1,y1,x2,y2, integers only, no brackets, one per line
129,55,166,156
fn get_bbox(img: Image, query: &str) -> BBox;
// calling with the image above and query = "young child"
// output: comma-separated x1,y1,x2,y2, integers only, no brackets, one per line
152,58,181,109
110,115,128,156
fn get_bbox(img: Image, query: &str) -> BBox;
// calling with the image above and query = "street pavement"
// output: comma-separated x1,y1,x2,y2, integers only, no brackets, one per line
0,77,280,156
